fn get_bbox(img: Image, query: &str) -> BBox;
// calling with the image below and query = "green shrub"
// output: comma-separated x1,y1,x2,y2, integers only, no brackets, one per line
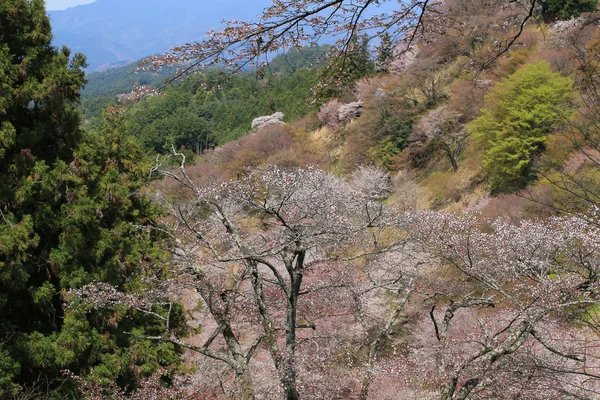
470,61,574,193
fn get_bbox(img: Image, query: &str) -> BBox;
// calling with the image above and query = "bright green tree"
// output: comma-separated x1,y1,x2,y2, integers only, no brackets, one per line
470,61,574,193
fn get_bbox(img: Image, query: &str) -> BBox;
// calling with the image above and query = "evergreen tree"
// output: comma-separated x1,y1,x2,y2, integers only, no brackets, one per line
315,34,375,101
0,0,86,393
0,1,175,395
544,0,597,18
375,32,394,72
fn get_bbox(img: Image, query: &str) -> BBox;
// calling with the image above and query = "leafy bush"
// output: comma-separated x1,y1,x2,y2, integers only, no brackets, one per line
470,61,574,193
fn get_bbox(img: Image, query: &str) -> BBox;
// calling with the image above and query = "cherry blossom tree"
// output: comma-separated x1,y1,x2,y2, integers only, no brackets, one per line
413,105,466,172
69,159,600,399
136,0,548,91
406,211,600,399
140,157,410,399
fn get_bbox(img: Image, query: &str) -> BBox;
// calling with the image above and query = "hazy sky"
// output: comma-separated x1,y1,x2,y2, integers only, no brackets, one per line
46,0,96,10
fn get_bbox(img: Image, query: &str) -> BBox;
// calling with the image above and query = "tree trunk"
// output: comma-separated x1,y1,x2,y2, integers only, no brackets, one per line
282,253,304,399
237,367,257,400
359,283,412,400
283,280,301,399
283,368,300,400
222,325,257,399
443,143,458,172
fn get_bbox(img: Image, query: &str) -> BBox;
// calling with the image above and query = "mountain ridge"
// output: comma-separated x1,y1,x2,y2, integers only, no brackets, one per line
48,0,270,70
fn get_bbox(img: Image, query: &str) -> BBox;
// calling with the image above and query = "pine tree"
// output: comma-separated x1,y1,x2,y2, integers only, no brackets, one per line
314,34,375,101
0,0,86,393
375,32,394,72
545,0,597,18
0,1,175,395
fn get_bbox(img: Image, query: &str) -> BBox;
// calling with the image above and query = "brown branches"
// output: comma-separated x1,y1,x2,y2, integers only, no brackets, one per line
137,0,440,90
479,0,540,73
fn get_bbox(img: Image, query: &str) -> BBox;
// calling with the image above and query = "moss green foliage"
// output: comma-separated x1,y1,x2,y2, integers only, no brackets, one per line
0,1,177,395
470,61,574,193
545,0,598,18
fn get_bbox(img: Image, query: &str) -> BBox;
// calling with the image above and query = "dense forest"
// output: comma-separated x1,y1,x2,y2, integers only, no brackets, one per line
80,45,329,149
3,0,600,399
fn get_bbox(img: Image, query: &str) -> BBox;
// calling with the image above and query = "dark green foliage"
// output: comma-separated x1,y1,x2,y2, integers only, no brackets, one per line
82,63,176,99
125,60,321,150
126,89,211,153
78,63,176,128
545,0,597,18
366,97,425,168
77,47,326,150
375,32,394,72
79,95,117,121
470,61,574,193
52,114,182,385
202,67,319,144
0,349,19,396
368,116,412,167
51,114,167,289
0,1,176,395
265,45,330,75
0,5,86,388
314,34,375,101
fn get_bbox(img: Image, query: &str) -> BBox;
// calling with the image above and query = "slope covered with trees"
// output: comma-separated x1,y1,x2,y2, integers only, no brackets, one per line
89,0,600,398
124,64,320,151
78,63,175,123
80,45,328,149
6,0,600,399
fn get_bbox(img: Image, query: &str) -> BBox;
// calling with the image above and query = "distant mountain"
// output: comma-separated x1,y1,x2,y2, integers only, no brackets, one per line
48,0,271,71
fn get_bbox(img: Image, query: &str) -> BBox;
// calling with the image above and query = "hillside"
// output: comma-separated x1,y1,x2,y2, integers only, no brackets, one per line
113,5,600,396
79,45,329,142
5,0,600,399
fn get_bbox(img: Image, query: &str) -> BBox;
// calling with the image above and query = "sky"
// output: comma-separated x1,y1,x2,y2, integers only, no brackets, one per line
46,0,96,10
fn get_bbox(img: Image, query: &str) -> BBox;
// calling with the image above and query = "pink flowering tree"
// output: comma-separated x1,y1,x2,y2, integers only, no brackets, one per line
413,106,466,172
406,211,600,399
139,156,410,399
135,0,546,92
69,157,600,399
